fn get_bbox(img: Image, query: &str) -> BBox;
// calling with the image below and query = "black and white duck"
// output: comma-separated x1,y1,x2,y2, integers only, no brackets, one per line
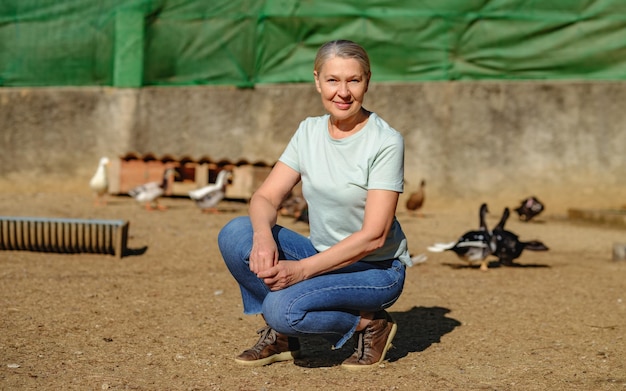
89,156,110,206
492,207,549,265
189,169,233,213
427,203,496,271
514,196,545,222
128,167,177,211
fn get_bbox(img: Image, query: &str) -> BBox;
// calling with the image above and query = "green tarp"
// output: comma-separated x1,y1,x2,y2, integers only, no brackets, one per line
1,0,625,87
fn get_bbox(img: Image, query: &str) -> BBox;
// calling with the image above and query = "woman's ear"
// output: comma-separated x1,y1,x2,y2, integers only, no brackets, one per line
313,70,321,93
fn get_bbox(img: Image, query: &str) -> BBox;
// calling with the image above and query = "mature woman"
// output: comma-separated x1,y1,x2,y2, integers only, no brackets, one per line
218,39,413,370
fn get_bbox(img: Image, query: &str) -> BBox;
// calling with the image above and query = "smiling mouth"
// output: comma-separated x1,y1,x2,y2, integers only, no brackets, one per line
334,101,352,109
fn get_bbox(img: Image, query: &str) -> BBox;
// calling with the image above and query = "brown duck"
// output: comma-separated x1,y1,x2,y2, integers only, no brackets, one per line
406,179,425,216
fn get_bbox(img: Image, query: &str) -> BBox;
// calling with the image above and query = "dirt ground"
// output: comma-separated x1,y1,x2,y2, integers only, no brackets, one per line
1,182,625,391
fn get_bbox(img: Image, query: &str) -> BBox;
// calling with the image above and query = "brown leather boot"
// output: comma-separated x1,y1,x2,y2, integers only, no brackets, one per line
341,311,397,370
234,325,301,366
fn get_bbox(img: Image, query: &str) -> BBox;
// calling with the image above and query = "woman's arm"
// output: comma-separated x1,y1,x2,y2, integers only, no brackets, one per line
258,188,399,290
248,162,301,274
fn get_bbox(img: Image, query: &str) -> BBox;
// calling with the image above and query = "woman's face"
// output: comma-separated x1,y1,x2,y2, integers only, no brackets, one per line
314,56,370,122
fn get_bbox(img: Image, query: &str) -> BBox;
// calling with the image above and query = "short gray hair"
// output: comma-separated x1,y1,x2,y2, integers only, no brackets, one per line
314,40,371,76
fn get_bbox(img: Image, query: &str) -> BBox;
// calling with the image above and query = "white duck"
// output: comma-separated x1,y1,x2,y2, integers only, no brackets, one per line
128,167,177,211
89,157,110,206
189,169,233,213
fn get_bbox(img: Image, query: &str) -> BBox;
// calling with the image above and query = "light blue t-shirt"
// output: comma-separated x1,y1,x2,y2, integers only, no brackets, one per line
279,112,413,266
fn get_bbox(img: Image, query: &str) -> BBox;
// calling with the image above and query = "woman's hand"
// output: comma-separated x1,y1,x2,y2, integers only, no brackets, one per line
247,161,302,275
257,260,306,291
249,232,278,275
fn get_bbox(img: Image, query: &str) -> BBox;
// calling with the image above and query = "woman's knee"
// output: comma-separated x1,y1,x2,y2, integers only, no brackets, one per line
218,216,253,266
218,216,252,250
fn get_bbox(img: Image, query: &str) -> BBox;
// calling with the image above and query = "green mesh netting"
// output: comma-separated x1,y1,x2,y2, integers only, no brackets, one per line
1,0,625,87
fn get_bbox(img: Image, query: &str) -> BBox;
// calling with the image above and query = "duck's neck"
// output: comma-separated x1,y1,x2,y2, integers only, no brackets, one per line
160,171,170,189
216,171,228,188
97,165,106,177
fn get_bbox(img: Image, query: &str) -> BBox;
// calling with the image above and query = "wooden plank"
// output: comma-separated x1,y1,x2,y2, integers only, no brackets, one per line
567,208,626,228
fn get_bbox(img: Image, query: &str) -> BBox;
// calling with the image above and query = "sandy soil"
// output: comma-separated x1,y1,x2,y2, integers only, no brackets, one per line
1,185,625,391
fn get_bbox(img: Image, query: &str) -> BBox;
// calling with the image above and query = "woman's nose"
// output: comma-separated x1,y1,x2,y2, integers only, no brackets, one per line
337,82,350,97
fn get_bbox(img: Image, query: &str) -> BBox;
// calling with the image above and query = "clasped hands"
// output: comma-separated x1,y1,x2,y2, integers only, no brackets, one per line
250,237,305,291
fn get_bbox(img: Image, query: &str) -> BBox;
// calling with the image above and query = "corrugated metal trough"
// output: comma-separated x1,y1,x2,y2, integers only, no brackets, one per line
0,216,129,258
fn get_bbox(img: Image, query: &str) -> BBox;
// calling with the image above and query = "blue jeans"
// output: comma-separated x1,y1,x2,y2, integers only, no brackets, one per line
217,216,406,348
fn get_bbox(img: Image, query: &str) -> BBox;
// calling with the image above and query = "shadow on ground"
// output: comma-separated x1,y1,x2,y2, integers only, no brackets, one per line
442,260,551,270
295,306,461,368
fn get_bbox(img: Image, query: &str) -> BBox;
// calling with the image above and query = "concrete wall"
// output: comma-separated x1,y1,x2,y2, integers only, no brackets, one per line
1,82,625,213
